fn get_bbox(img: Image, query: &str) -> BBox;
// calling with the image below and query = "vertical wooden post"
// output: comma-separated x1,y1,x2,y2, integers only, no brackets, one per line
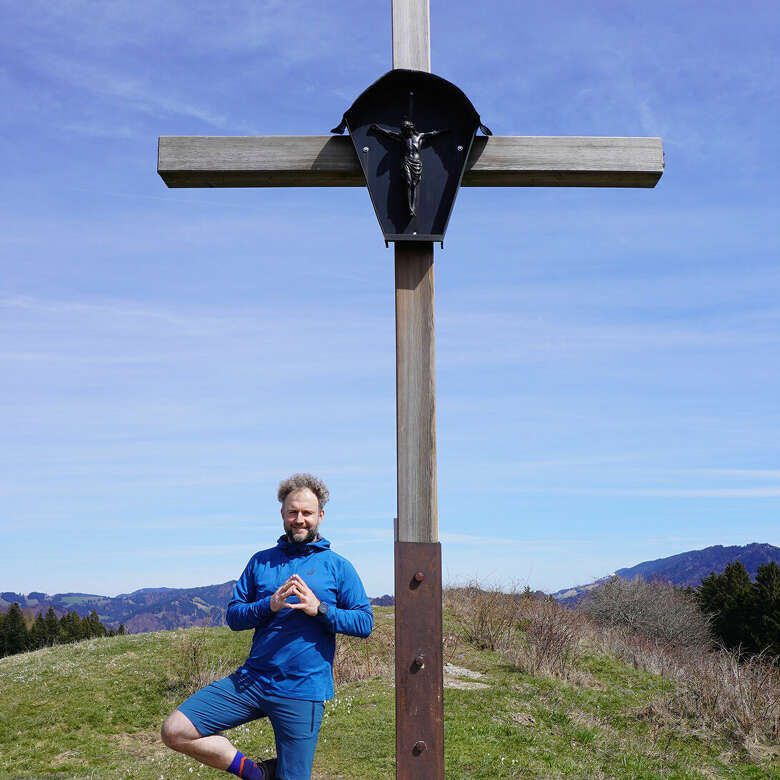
392,0,434,543
392,0,431,72
395,243,438,544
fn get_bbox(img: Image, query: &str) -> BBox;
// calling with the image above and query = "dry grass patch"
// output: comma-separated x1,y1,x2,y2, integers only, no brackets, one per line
333,607,394,686
586,601,780,758
663,648,780,748
50,750,88,768
109,729,168,761
166,630,235,697
509,710,536,726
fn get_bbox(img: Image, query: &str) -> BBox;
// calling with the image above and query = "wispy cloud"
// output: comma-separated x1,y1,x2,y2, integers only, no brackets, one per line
29,52,233,128
140,543,266,559
0,294,392,374
585,487,780,499
2,0,383,139
702,469,780,479
439,532,590,549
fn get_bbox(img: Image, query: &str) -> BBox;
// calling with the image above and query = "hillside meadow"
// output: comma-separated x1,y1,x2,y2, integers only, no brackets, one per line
0,603,777,779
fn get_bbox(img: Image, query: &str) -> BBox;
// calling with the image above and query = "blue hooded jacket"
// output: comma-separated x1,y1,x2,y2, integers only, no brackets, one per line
225,535,373,701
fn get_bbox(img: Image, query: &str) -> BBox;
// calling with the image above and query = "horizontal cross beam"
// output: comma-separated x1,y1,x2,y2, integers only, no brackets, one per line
158,135,663,189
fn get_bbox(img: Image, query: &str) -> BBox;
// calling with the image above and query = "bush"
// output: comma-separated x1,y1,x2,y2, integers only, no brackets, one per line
443,583,520,651
444,584,582,679
596,625,690,679
672,647,780,744
581,576,713,649
639,646,780,749
509,597,583,678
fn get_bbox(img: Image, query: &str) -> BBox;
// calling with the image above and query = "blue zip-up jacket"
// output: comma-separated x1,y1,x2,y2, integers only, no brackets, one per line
225,535,373,701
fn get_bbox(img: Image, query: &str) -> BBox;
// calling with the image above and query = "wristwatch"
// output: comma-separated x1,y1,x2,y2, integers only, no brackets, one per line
316,601,329,618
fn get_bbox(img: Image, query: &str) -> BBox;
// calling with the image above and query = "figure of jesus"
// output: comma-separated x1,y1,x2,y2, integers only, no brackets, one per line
370,120,448,217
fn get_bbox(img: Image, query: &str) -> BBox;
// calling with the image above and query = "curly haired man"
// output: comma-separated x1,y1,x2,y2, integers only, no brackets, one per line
161,474,373,780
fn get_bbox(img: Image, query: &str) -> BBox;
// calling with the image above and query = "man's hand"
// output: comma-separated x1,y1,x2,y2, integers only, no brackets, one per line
269,574,321,617
269,577,297,613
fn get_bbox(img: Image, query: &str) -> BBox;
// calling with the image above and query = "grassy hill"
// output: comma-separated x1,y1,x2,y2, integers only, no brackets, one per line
0,604,777,779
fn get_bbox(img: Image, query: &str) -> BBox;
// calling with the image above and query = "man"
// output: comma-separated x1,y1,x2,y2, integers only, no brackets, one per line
161,473,374,780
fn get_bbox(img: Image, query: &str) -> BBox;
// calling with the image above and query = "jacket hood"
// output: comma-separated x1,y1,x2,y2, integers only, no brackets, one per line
275,535,332,556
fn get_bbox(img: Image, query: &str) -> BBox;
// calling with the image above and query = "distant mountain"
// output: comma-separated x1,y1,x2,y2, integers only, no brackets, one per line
0,584,394,632
553,542,780,605
614,543,780,586
0,582,235,633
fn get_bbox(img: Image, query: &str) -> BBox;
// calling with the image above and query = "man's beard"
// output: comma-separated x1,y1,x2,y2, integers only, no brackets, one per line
287,527,318,544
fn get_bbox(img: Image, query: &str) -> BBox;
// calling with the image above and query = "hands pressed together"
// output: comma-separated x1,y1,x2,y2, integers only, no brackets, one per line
269,574,321,617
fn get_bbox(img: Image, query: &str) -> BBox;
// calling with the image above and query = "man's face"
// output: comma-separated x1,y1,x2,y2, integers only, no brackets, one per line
282,488,323,544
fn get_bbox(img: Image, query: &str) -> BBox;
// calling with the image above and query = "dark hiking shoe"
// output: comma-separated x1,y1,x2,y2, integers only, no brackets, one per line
257,757,277,779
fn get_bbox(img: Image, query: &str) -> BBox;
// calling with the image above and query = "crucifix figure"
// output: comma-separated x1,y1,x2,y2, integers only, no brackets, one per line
157,1,663,777
370,120,448,216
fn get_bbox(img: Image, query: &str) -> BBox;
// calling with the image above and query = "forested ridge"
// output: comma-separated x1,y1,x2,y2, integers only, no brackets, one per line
0,603,123,658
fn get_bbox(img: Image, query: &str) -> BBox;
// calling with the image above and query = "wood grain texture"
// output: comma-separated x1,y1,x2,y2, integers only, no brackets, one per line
157,136,364,187
464,135,664,187
395,242,438,544
392,0,430,71
158,135,664,189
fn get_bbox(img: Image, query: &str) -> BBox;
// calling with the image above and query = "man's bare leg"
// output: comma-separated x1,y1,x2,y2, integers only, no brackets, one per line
161,709,237,770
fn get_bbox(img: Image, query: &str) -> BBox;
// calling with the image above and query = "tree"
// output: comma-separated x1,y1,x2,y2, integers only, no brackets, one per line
117,623,126,636
82,609,107,639
749,561,780,656
28,613,47,650
44,607,62,646
697,561,753,650
2,603,28,656
60,610,84,643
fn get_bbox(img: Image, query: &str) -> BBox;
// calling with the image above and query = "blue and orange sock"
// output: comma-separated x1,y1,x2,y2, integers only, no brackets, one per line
227,750,273,780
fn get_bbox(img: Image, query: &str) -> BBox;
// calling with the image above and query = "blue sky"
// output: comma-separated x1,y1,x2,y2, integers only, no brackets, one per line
1,0,778,599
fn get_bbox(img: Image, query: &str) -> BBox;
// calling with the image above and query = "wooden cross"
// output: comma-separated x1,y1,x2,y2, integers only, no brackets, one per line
157,1,663,777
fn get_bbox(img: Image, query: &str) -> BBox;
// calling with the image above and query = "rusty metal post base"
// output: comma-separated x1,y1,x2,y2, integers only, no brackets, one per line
395,541,444,780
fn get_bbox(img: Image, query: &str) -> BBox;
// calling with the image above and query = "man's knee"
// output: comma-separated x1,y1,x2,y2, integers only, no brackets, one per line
161,709,199,749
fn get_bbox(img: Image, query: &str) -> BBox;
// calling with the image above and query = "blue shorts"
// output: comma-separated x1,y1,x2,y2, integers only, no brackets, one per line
178,670,324,780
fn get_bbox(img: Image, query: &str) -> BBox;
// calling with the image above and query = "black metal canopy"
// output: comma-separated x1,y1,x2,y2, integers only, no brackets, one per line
332,70,490,243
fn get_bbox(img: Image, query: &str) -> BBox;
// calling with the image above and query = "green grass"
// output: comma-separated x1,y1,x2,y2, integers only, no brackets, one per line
0,611,777,779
